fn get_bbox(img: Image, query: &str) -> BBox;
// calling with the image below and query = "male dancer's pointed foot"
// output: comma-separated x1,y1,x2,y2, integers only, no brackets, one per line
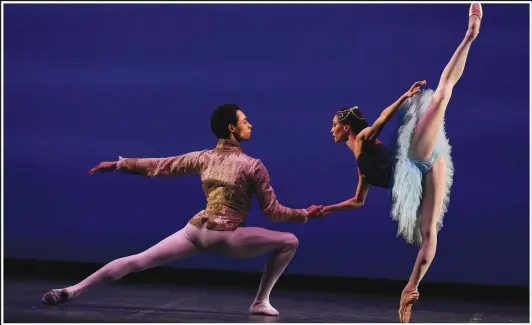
42,288,74,305
250,301,280,316
398,289,419,323
467,3,483,40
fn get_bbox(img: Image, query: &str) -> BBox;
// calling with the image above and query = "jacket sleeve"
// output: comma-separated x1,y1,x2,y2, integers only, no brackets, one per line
116,150,206,177
251,159,308,223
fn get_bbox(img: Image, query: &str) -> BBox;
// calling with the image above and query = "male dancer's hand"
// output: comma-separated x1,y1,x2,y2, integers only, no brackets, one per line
404,80,426,98
306,205,329,218
306,205,323,217
316,206,332,217
89,161,118,175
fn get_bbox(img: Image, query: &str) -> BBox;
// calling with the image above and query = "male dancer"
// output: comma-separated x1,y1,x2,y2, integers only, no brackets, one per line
42,104,322,316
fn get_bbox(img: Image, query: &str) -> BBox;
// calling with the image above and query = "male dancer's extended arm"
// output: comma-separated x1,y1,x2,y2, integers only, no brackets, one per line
251,160,309,223
116,151,206,177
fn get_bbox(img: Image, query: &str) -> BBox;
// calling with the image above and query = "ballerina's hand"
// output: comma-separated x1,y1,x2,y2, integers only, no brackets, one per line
306,205,323,217
404,80,427,98
307,205,322,213
307,205,331,218
89,161,118,175
317,206,332,217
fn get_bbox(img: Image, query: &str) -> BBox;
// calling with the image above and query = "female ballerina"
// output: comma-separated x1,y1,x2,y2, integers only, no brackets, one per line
314,3,483,323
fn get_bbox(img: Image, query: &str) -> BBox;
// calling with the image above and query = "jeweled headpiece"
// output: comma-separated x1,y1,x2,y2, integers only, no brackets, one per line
336,106,366,121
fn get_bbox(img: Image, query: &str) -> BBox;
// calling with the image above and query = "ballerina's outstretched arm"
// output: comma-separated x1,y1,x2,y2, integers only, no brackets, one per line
357,81,426,143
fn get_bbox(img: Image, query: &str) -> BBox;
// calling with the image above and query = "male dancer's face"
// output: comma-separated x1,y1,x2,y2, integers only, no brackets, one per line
229,110,253,142
331,115,349,143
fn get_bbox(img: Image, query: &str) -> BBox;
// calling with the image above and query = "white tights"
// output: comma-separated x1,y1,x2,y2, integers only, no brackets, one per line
61,223,299,314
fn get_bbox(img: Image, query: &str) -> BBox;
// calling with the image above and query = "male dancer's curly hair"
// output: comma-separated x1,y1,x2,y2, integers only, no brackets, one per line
210,104,240,139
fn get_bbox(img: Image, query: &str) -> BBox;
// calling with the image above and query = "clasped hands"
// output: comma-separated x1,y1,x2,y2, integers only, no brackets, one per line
306,205,332,218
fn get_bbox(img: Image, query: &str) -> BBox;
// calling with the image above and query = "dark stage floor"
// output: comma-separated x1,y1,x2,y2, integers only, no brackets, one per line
4,277,530,323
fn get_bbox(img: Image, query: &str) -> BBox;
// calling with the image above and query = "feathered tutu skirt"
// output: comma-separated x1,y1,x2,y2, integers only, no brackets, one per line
389,89,454,246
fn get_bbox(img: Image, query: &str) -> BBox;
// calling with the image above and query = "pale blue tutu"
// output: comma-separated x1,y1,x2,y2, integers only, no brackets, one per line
389,89,455,246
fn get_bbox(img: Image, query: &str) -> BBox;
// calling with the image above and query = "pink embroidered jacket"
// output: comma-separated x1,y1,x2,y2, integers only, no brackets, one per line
116,139,309,230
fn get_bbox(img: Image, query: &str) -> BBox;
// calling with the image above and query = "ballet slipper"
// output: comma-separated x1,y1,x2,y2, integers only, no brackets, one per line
467,3,483,40
398,289,420,323
42,288,73,305
250,301,279,316
469,3,483,20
